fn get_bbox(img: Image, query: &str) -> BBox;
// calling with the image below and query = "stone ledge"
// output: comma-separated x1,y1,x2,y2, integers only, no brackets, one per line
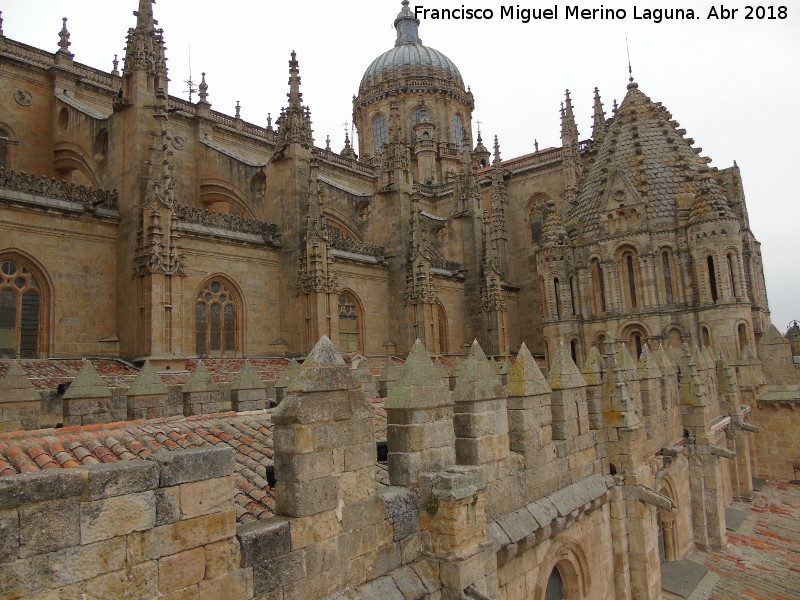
146,446,235,487
79,460,160,500
0,469,85,510
237,517,291,567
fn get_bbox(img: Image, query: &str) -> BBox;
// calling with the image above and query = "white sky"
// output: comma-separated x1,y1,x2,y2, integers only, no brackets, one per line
3,0,798,332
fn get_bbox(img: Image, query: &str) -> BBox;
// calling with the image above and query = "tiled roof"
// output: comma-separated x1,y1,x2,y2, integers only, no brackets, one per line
568,82,732,239
0,398,390,523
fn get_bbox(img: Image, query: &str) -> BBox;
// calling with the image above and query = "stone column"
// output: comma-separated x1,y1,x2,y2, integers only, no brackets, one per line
62,361,113,426
230,360,266,412
385,339,455,488
0,362,41,432
125,360,169,420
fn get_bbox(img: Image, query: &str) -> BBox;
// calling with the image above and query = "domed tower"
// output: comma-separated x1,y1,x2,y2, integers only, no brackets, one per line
353,0,474,184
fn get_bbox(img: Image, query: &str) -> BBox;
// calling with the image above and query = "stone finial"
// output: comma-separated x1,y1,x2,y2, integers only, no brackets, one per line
0,362,40,404
126,360,168,396
0,11,4,37
182,360,219,393
547,340,584,389
487,356,500,376
198,72,209,105
619,343,638,374
582,346,605,385
57,17,72,54
492,135,501,165
232,360,264,391
507,342,549,396
467,339,489,363
285,336,354,393
63,361,112,399
637,343,662,379
111,54,120,76
235,100,241,119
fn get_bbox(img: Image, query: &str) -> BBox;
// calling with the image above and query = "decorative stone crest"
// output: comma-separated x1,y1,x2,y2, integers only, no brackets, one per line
13,89,32,106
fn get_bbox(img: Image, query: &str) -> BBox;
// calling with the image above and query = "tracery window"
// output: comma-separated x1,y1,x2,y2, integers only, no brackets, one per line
195,280,238,357
0,260,41,358
453,114,464,150
337,293,360,353
372,114,388,153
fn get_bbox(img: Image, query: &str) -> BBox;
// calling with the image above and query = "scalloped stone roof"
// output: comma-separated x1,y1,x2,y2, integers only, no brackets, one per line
568,82,733,238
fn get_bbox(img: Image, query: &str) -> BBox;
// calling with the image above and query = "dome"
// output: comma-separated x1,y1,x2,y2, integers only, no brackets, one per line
359,1,464,93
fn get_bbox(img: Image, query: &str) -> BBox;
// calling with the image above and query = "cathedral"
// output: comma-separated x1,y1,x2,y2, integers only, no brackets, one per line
1,3,799,599
0,0,772,367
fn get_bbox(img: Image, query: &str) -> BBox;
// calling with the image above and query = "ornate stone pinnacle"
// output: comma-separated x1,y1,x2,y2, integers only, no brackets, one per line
58,17,72,54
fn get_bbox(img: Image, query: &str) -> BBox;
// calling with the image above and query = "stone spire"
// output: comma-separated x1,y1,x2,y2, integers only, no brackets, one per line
394,0,423,46
0,362,40,404
298,161,337,295
63,361,112,401
275,51,314,151
492,135,502,166
560,90,582,203
197,72,209,105
473,126,490,167
592,87,607,143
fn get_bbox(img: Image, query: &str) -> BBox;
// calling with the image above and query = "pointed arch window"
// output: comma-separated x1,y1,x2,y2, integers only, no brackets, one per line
546,567,565,600
337,293,361,353
452,115,464,150
737,323,749,354
196,280,238,357
0,259,44,358
372,114,388,153
436,301,449,354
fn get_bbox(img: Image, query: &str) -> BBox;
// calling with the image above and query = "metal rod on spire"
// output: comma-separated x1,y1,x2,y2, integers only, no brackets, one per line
625,34,634,82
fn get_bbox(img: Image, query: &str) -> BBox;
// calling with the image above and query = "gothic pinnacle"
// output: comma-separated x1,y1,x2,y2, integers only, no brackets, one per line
287,51,303,109
493,135,501,165
592,87,607,143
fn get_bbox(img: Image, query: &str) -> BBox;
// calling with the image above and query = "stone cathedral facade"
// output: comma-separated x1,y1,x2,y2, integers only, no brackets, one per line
0,0,775,367
1,3,800,600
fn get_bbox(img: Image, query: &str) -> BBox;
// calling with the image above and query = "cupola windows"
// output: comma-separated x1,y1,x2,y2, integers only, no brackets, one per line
372,114,388,153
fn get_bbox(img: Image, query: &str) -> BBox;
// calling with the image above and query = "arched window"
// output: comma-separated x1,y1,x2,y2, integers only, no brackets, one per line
553,277,562,319
372,114,388,153
0,128,9,170
337,293,360,353
452,115,464,150
569,276,577,316
591,259,607,314
707,255,718,302
632,331,643,358
737,322,749,353
411,108,423,144
539,276,548,318
0,259,44,358
437,302,449,354
727,252,741,298
622,252,638,308
196,279,238,357
570,338,580,367
661,250,675,304
701,325,712,348
526,195,552,245
546,567,565,600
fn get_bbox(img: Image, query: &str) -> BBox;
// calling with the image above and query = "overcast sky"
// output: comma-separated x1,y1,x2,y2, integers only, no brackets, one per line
3,0,798,332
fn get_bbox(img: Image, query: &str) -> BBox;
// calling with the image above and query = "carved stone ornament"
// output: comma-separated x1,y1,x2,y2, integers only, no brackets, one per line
13,89,32,106
172,135,186,150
